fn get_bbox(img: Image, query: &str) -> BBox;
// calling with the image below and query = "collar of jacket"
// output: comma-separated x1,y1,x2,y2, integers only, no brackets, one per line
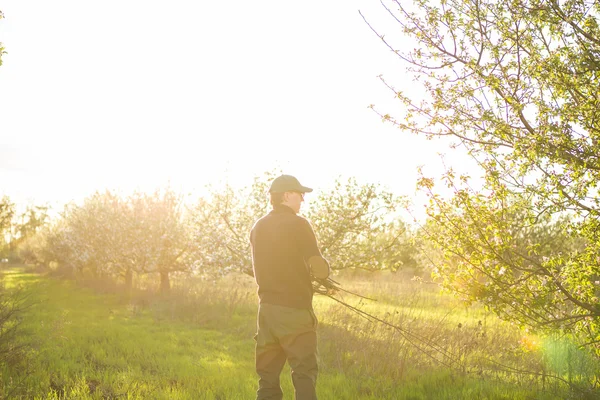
271,204,296,215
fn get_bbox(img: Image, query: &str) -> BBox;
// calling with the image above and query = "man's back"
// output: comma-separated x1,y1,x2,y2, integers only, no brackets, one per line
250,205,321,309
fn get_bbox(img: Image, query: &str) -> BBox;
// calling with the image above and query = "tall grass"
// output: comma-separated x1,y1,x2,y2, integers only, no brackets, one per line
2,266,598,399
317,271,600,396
0,265,34,400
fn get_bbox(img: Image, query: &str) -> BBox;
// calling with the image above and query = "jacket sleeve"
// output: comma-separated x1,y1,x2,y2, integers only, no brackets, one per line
298,219,330,279
245,226,256,278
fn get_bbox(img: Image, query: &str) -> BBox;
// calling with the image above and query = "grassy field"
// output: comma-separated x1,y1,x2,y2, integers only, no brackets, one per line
0,266,597,399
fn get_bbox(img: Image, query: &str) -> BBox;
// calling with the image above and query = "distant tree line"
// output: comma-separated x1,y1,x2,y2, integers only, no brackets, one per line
3,173,418,292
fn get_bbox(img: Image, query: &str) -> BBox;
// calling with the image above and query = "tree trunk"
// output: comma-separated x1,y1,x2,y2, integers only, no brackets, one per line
124,268,133,291
160,270,170,293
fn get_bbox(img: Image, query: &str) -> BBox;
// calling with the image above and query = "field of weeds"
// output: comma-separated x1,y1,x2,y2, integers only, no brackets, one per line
1,266,598,399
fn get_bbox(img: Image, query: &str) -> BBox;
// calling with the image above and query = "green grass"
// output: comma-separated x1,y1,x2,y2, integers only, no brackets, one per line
2,269,257,399
0,266,592,399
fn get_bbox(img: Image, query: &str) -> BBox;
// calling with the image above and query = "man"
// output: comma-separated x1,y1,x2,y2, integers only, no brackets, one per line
250,174,330,400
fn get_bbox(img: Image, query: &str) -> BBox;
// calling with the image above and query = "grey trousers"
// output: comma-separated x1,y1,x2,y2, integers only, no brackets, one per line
254,303,319,400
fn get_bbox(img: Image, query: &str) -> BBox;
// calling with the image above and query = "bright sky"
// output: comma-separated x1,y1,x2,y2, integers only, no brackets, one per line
0,1,474,214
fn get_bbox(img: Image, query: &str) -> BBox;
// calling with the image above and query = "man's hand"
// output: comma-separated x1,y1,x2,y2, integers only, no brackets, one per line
308,256,330,279
325,286,339,296
312,276,340,296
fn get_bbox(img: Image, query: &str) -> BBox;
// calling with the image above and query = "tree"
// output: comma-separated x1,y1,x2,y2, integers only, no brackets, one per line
41,194,136,281
188,173,274,277
16,206,49,240
42,190,193,291
189,173,414,277
0,11,6,67
365,0,600,349
12,205,49,262
420,189,589,326
305,177,409,272
0,197,14,258
128,189,192,292
56,192,129,278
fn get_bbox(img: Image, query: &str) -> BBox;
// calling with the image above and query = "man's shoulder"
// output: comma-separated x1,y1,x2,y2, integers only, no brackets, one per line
251,214,268,232
282,212,311,226
253,211,310,228
294,214,312,226
251,212,277,231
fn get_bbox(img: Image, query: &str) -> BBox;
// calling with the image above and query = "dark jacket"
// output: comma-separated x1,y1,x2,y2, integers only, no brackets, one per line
250,205,323,309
